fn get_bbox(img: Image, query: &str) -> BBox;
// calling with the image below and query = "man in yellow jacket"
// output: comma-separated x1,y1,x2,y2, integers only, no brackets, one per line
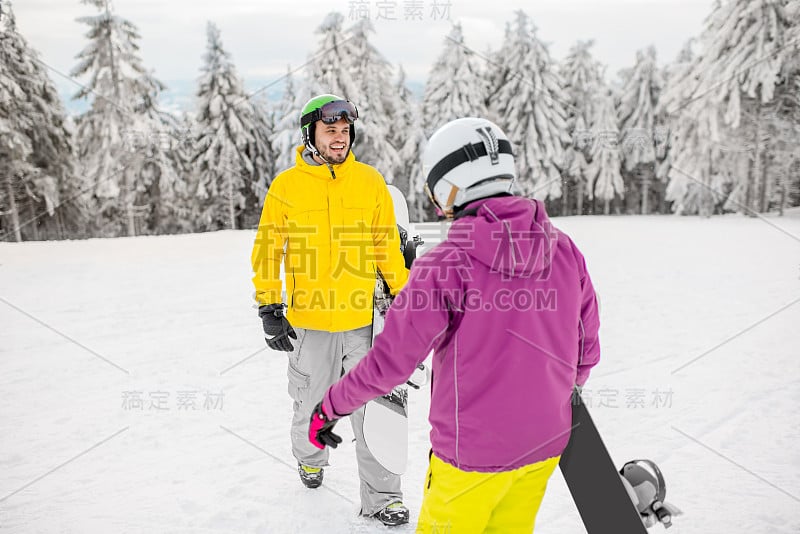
251,94,410,526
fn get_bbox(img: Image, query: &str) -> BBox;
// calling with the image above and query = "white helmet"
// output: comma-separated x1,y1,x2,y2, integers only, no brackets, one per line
423,117,516,218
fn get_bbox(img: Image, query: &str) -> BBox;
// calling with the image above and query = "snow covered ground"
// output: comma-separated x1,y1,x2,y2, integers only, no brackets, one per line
1,214,799,533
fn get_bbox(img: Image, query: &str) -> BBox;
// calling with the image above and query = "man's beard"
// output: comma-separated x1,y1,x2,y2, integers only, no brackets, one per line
319,145,348,164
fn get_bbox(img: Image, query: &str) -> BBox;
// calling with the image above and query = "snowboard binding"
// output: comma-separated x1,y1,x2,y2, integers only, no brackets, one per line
373,219,424,317
397,222,424,270
406,363,430,389
620,459,683,529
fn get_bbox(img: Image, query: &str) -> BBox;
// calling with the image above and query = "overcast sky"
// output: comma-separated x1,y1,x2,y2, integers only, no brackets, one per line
13,0,714,95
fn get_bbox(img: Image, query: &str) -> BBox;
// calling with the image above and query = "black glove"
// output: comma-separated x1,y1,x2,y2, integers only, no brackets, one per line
404,235,424,269
259,303,297,352
308,401,342,449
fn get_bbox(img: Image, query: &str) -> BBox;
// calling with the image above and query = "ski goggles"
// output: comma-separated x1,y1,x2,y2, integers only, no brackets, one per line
300,100,359,129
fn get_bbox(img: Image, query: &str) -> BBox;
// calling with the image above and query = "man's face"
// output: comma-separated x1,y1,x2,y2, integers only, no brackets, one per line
313,118,351,164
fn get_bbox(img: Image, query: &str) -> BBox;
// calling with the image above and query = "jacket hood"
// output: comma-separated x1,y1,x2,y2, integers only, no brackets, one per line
293,144,355,180
448,196,556,278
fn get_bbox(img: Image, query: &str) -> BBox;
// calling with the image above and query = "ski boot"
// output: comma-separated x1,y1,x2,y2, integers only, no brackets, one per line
298,464,323,489
374,502,410,526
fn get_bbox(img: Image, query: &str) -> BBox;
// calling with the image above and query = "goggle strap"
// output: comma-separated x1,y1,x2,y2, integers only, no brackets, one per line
300,109,319,129
300,110,357,128
425,139,513,195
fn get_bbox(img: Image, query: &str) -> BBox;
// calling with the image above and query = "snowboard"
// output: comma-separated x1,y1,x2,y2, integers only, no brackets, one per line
559,392,649,534
362,185,424,476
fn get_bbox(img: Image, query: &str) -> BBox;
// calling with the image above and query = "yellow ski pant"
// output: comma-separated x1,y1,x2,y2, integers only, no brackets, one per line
416,453,560,533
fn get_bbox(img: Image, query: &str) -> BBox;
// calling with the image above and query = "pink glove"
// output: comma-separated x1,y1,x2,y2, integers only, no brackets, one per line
308,401,342,450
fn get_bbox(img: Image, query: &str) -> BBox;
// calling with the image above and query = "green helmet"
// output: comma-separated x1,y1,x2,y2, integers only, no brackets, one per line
299,94,358,152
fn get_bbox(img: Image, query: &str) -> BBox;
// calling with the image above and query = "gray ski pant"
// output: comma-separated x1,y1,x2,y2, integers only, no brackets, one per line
286,325,402,516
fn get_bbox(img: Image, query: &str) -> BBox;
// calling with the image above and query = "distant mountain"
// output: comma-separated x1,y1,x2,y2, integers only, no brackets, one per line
58,77,425,117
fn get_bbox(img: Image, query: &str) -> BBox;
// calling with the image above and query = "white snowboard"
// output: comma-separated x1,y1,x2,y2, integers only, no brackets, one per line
387,185,410,234
362,185,413,476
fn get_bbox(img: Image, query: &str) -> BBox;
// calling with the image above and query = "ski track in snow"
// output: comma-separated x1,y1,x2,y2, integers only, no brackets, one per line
1,215,799,533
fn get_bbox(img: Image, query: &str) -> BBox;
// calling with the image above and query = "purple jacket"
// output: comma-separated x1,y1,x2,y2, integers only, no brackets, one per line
325,196,600,472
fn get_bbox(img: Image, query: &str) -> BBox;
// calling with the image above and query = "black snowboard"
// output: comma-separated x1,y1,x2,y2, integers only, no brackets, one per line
559,393,648,534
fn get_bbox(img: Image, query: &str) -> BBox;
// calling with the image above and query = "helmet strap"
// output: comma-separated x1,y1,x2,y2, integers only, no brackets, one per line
304,127,328,163
425,184,444,214
304,122,354,166
445,185,459,214
432,185,459,220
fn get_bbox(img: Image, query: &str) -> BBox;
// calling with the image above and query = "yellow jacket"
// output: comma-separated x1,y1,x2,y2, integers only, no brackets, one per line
252,146,409,332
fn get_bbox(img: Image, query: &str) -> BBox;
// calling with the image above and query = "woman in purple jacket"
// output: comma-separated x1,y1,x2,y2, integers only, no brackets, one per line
308,117,601,533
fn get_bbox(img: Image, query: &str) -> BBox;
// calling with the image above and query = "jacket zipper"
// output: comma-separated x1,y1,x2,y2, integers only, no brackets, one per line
291,269,296,308
327,182,333,328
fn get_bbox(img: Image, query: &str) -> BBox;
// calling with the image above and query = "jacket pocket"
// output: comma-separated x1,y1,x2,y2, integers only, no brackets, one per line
285,209,326,275
287,361,310,403
340,199,370,234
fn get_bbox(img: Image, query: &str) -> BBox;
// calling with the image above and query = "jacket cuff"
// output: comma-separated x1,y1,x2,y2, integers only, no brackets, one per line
323,390,346,419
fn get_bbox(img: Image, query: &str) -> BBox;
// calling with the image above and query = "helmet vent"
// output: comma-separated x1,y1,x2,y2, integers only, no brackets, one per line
476,126,500,165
